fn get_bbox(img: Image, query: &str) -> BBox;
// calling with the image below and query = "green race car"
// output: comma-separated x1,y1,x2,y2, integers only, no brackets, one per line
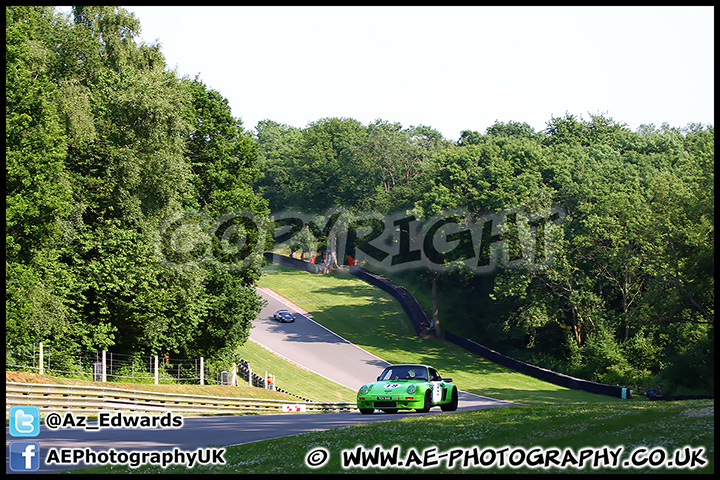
356,364,459,414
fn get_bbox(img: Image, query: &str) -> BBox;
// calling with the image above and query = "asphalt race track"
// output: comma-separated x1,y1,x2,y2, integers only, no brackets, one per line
252,287,390,391
6,287,517,474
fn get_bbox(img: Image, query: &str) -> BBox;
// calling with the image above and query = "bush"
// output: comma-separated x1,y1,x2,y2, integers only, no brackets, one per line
653,324,714,395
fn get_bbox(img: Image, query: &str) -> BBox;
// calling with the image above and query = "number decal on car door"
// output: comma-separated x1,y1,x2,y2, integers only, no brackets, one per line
432,382,442,403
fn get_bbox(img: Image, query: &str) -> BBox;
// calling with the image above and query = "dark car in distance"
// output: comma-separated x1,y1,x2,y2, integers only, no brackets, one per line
273,309,295,323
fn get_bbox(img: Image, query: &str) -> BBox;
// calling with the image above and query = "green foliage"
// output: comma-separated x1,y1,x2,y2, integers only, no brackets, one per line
5,6,266,367
255,108,714,395
6,6,73,263
253,120,304,212
443,114,713,395
254,117,450,214
7,7,712,396
185,77,262,214
655,321,714,395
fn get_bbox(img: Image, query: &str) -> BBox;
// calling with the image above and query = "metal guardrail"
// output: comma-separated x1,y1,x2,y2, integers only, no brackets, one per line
5,382,356,414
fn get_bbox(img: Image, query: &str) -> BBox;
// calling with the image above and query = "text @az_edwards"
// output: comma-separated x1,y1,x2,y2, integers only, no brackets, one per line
44,411,183,431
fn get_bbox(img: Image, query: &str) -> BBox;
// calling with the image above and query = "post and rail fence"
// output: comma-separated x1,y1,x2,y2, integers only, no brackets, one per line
6,343,309,402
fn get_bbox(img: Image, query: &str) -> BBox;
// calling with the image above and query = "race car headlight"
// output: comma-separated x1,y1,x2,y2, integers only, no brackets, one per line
359,385,372,395
406,384,417,394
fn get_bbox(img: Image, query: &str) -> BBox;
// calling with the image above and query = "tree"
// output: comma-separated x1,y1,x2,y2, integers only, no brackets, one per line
296,117,379,212
6,6,74,264
253,119,304,212
365,120,414,195
365,121,450,213
6,6,102,358
416,135,551,217
544,112,630,148
181,78,269,358
6,7,268,367
491,116,713,391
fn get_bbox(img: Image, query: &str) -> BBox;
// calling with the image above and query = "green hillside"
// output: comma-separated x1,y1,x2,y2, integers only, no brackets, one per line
255,264,620,405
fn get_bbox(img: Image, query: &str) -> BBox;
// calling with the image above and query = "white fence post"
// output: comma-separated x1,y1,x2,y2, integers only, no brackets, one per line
154,356,159,384
102,350,107,382
39,343,44,375
200,357,204,385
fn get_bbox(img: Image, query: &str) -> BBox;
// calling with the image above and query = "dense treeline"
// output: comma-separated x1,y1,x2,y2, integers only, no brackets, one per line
6,6,267,369
254,116,713,395
7,7,713,395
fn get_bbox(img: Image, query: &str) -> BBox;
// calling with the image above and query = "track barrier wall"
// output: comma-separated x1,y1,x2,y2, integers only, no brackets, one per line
443,331,629,398
264,252,331,274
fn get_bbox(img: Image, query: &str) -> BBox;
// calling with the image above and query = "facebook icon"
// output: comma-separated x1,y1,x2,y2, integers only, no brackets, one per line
9,441,41,472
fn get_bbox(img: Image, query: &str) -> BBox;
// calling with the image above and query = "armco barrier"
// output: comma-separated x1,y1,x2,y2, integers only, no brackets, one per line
5,382,356,414
444,331,629,398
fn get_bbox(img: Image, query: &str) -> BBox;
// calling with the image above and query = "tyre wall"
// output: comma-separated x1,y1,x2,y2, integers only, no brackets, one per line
264,252,331,274
347,265,628,398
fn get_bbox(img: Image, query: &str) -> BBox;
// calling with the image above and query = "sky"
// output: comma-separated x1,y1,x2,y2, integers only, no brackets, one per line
64,6,714,141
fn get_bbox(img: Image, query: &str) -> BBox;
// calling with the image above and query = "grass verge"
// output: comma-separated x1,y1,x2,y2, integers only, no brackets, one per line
235,339,357,403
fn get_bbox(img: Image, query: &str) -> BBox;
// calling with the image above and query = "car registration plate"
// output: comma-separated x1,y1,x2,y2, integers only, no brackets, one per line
377,396,392,400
